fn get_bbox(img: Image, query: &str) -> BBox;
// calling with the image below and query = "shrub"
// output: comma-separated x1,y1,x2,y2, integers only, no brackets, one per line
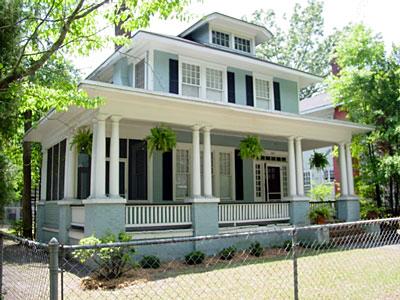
282,240,293,251
140,255,161,269
309,206,334,224
248,242,263,257
9,220,23,237
185,251,205,265
360,199,384,220
308,183,332,202
73,231,135,279
219,246,236,260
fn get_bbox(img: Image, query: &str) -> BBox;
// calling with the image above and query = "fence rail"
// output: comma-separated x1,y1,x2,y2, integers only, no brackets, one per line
125,204,192,228
218,202,290,224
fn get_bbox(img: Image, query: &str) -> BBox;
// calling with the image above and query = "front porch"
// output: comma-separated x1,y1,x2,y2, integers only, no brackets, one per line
31,82,369,244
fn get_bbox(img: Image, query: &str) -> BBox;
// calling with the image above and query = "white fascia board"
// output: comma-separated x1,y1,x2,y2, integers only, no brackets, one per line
81,80,374,135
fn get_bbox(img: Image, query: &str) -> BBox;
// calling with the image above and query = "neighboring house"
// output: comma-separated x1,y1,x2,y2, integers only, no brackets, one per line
25,13,371,247
300,92,349,198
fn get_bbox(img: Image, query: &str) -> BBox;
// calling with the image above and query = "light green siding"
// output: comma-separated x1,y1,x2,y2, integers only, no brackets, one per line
112,57,131,86
186,23,209,44
152,151,163,202
243,159,254,202
227,67,252,106
153,50,178,93
44,202,59,228
273,77,299,114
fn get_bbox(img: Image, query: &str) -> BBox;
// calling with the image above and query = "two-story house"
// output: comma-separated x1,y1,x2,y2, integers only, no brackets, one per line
25,13,371,246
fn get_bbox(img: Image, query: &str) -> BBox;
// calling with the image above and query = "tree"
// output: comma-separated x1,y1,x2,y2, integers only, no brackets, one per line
0,0,190,237
328,24,400,214
246,0,338,99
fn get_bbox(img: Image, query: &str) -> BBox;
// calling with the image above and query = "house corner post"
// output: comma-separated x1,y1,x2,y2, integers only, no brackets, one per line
337,142,360,221
288,137,309,225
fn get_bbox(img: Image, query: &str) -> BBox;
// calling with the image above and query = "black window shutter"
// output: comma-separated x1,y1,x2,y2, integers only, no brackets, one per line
105,161,110,195
162,151,173,200
46,148,53,200
77,153,90,199
128,140,148,200
106,137,110,157
52,144,59,200
169,59,179,94
58,139,66,200
245,75,254,106
119,161,125,197
227,72,235,103
234,149,244,200
120,139,127,158
273,81,281,111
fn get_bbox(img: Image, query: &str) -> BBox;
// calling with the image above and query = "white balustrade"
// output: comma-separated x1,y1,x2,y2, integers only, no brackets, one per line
218,202,290,224
126,204,192,228
71,206,85,227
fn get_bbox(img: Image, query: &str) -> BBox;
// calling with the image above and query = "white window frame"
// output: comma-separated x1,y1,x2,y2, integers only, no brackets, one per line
178,56,227,102
234,35,252,54
208,25,255,55
131,53,147,89
211,30,230,48
253,73,275,111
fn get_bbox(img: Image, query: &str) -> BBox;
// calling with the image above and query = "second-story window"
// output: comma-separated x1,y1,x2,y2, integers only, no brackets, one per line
212,30,230,47
206,68,223,101
135,59,145,89
182,62,200,97
255,78,272,110
234,37,251,53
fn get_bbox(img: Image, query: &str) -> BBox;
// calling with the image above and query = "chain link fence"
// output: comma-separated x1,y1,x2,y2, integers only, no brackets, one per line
1,218,400,299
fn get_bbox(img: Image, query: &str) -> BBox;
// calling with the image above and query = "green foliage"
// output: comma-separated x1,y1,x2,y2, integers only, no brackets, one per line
248,242,263,257
146,125,177,156
185,250,205,265
71,128,92,156
139,255,161,269
360,199,384,220
219,246,236,260
246,0,339,98
308,183,332,201
309,151,329,171
309,206,334,224
0,148,17,206
327,24,400,211
73,232,135,279
9,220,23,237
239,136,264,160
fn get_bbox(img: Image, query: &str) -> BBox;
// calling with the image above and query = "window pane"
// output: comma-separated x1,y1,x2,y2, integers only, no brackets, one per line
182,84,200,98
255,79,271,110
212,30,230,47
206,68,222,90
234,37,251,53
176,149,190,199
182,63,200,86
219,152,232,199
135,59,145,89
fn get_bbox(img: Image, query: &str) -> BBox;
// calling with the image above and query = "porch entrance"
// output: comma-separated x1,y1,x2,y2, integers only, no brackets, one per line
255,156,288,202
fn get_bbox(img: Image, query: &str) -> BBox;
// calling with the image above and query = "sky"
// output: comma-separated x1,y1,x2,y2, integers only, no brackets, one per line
72,0,400,77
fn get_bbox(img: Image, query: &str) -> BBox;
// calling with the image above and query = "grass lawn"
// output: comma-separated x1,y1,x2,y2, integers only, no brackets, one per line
55,245,400,299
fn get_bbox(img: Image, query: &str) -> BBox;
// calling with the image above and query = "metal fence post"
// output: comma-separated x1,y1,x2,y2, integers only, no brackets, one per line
0,233,3,297
292,227,299,300
49,238,59,300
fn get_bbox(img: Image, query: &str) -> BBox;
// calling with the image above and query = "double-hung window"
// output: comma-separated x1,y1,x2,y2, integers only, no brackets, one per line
219,151,232,200
175,148,190,199
206,68,223,102
182,62,200,97
212,30,230,47
255,78,272,110
234,37,251,53
135,59,145,89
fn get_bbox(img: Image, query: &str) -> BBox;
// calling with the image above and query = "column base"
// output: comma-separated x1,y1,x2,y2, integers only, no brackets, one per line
185,196,220,237
337,196,360,222
285,196,310,226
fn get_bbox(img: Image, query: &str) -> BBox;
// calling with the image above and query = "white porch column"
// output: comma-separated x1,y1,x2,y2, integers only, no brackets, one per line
192,125,201,198
288,136,297,197
346,143,355,196
110,116,122,198
203,127,212,197
64,135,76,199
40,148,48,201
295,137,304,196
339,142,349,197
94,114,107,198
90,121,98,198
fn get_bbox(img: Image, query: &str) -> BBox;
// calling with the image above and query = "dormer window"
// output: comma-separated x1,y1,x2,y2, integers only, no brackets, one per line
234,37,251,53
212,30,230,48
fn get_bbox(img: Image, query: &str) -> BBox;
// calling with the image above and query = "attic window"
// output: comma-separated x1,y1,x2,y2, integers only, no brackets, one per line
234,37,251,53
212,30,230,48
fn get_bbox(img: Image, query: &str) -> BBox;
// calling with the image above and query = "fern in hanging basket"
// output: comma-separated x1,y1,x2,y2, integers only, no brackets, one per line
239,136,264,160
309,151,329,170
71,128,92,156
146,125,177,156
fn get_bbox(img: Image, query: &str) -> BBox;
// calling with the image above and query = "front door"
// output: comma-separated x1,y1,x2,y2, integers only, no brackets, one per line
265,166,281,201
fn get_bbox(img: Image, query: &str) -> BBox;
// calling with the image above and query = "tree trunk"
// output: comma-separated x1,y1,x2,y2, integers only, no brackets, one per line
22,110,32,238
395,179,399,216
375,184,382,208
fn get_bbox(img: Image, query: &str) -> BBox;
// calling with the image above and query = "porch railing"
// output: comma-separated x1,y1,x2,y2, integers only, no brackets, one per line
218,202,290,225
125,204,192,229
70,205,85,227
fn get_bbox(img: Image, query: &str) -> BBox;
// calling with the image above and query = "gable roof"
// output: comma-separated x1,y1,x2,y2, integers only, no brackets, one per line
178,12,273,45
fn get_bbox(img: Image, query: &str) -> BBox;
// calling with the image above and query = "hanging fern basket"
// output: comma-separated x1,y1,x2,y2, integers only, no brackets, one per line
239,136,264,160
309,151,329,171
146,125,177,156
70,128,92,156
